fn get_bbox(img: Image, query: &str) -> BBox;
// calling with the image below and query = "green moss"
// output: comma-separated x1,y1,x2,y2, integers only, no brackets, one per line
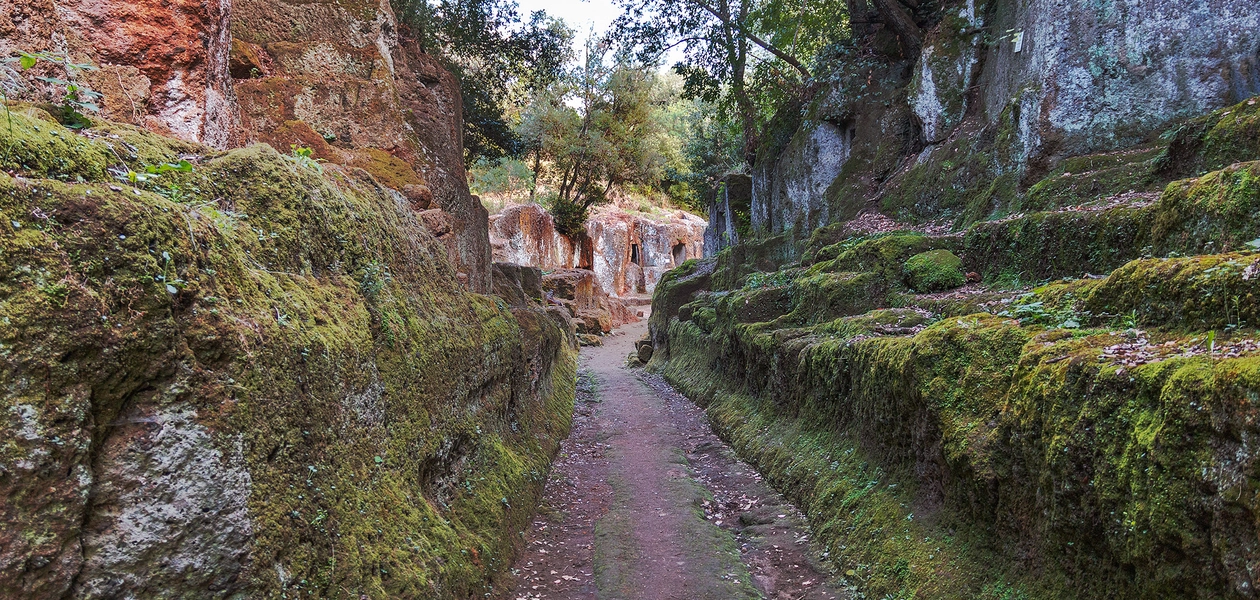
1159,95,1260,178
878,95,1030,226
1023,146,1164,211
1079,252,1260,330
0,105,112,181
903,249,965,292
657,292,1260,598
0,116,576,597
963,204,1154,282
1150,161,1260,254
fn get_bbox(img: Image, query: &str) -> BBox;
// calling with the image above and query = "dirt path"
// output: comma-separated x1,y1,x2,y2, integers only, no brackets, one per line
498,319,850,600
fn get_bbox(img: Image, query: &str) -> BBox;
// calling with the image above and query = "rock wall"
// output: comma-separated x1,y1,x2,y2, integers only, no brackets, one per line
489,203,707,297
651,2,1260,591
0,105,576,599
230,0,492,291
650,102,1260,594
0,0,577,596
1,0,491,291
0,0,239,147
704,173,751,257
746,0,1260,242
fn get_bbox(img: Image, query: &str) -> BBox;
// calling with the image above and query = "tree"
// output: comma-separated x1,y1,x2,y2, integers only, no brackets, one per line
612,0,925,167
519,43,677,238
612,0,852,162
391,0,573,163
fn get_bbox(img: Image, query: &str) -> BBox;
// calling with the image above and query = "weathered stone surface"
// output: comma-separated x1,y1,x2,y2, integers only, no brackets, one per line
743,0,1260,243
542,269,635,335
0,95,575,600
490,203,707,298
230,0,492,291
74,406,253,598
490,203,583,271
705,173,751,257
0,0,239,147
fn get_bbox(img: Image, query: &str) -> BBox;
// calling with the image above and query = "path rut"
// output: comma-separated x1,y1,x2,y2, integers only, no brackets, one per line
498,318,849,600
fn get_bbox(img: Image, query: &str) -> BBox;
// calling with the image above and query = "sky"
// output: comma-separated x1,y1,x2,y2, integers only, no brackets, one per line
514,0,623,42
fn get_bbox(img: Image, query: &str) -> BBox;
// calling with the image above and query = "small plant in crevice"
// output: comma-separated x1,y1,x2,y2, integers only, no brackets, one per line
153,250,186,295
288,145,325,174
4,51,102,129
110,159,196,187
359,261,394,299
743,269,794,290
998,294,1088,329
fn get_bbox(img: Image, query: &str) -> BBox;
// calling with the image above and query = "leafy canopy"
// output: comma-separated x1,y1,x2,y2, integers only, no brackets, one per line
611,0,852,162
391,0,574,163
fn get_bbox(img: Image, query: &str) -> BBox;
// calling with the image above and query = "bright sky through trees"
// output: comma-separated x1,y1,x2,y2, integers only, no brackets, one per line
515,0,620,41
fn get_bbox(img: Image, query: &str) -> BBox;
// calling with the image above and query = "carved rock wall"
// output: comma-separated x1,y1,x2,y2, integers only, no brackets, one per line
489,203,707,299
746,0,1260,241
1,0,491,290
0,0,239,147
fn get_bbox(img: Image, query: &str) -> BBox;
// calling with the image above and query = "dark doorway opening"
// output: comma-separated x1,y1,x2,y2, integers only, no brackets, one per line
630,243,641,266
672,243,686,266
579,237,595,269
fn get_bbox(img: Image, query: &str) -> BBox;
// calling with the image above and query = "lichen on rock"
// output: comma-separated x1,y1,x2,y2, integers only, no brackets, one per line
0,108,577,598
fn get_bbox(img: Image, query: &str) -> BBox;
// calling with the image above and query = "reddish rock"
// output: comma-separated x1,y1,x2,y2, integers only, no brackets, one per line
543,269,635,335
0,0,239,147
587,205,707,297
489,203,707,300
230,0,491,290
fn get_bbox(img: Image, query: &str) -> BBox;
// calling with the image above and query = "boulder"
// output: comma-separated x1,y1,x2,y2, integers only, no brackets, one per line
542,269,634,335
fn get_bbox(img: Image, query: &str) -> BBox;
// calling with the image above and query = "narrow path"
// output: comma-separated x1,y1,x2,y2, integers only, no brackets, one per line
498,319,849,600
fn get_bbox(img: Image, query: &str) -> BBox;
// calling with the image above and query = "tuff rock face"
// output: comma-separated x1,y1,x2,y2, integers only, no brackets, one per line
230,0,492,291
0,103,577,600
489,203,707,298
0,0,239,147
651,96,1260,598
748,0,1260,240
704,173,752,257
0,1,575,597
542,269,636,335
1,0,491,291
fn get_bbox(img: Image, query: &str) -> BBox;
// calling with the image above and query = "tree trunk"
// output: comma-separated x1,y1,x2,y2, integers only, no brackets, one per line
871,0,922,56
529,148,541,203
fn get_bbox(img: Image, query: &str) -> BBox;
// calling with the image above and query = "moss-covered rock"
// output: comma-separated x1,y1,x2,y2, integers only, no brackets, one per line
1150,161,1260,254
1079,252,1260,330
903,249,965,292
1159,96,1260,179
649,171,1260,597
963,203,1154,283
0,113,576,598
658,291,1260,598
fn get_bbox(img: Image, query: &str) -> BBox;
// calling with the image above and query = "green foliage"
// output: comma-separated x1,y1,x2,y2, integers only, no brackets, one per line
3,51,102,129
548,192,589,238
392,0,573,163
902,249,965,292
468,157,535,198
520,47,684,232
613,0,851,163
287,145,324,173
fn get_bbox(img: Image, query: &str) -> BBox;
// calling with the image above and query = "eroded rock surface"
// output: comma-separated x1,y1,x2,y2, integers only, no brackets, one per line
0,85,574,600
2,0,490,291
490,202,706,296
747,0,1260,242
0,0,238,147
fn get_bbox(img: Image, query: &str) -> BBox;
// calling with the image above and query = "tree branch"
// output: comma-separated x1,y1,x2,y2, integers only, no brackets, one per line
690,0,812,79
870,0,922,55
